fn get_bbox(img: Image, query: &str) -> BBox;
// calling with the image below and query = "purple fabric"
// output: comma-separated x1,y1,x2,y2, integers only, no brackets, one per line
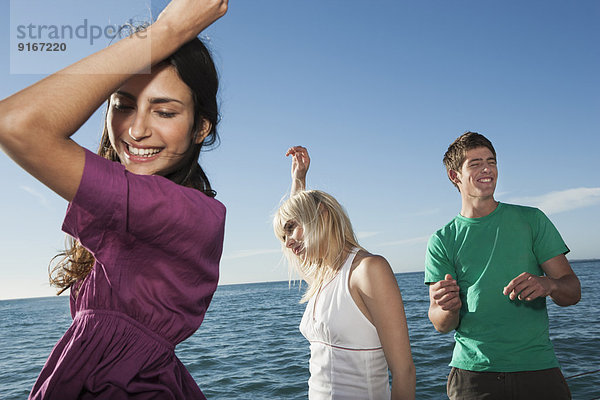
29,149,226,399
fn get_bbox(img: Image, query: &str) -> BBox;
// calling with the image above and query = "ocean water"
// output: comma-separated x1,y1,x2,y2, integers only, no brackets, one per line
1,260,598,399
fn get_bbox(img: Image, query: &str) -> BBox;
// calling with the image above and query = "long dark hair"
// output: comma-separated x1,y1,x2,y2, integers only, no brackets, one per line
50,37,221,294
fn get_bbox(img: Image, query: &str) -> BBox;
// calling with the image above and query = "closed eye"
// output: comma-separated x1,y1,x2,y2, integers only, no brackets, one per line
283,221,297,237
113,102,133,112
156,111,177,118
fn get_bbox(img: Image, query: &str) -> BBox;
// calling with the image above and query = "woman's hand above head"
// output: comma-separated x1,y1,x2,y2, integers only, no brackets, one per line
157,0,228,42
286,145,310,195
0,0,227,202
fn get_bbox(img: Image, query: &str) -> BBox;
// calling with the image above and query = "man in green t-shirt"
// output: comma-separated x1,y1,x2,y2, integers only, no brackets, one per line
425,132,581,400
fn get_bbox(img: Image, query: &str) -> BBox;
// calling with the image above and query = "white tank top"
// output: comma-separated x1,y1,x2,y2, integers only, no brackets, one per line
299,248,391,399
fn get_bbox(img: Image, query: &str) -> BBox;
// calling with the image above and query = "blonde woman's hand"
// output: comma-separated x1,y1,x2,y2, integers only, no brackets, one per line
157,0,228,41
286,146,310,194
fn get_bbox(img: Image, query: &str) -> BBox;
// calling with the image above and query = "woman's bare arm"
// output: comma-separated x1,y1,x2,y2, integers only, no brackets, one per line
0,0,228,201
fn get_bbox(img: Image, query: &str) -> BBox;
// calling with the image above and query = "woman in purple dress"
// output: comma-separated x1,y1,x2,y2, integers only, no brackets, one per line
0,1,228,398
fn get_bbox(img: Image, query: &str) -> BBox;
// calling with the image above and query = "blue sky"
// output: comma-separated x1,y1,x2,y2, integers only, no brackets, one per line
1,0,599,300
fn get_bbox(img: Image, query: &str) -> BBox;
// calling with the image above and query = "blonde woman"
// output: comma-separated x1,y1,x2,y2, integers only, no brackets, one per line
274,146,415,400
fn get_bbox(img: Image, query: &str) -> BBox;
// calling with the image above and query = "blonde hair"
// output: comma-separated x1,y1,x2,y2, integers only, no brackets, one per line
273,190,361,303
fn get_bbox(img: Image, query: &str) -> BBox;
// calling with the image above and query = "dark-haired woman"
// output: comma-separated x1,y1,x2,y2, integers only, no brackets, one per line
0,1,228,398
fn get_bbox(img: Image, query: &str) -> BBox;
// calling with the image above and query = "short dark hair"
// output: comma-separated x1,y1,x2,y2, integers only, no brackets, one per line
443,132,496,189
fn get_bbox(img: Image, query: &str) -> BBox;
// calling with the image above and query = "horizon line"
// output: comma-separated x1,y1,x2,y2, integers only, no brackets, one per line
2,258,597,302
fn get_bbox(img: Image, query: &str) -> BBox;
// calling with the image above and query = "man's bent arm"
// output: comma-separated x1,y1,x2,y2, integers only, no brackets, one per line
428,275,461,333
428,302,460,333
542,254,581,306
504,254,581,306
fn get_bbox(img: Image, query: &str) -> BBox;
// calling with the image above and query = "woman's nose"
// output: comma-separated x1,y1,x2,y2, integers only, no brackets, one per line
128,113,152,141
285,236,295,248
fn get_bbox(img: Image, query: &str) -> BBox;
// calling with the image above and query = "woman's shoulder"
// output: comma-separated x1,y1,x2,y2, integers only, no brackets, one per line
353,249,388,265
351,251,392,279
79,149,225,225
154,174,225,211
349,250,396,296
88,149,224,212
138,174,227,229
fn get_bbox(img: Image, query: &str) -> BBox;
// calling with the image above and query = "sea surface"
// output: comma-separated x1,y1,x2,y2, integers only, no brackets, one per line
1,260,598,399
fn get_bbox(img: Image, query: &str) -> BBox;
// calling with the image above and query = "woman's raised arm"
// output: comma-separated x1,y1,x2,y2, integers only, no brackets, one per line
0,0,227,201
286,145,310,196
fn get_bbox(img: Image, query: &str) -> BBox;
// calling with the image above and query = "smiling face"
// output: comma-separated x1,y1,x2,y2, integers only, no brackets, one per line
450,146,498,200
284,220,306,258
107,64,205,176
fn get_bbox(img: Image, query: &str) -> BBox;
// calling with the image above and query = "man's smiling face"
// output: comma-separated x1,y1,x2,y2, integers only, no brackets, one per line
454,146,498,200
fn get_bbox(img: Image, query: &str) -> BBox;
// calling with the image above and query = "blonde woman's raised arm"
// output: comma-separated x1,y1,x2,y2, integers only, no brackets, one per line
0,0,227,201
286,145,310,196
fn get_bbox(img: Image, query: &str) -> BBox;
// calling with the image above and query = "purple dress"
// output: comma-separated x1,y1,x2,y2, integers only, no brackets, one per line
29,150,226,399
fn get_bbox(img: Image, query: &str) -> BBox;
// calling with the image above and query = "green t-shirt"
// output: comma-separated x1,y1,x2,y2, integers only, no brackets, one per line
425,202,569,372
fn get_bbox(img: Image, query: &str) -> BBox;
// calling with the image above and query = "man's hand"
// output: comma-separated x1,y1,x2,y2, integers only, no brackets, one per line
430,274,462,311
428,274,462,333
503,272,553,301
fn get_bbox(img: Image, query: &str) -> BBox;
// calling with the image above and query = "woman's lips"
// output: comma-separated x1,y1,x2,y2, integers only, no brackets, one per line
124,142,163,162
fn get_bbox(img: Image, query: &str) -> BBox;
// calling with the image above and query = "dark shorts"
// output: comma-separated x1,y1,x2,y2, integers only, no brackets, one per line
447,367,572,400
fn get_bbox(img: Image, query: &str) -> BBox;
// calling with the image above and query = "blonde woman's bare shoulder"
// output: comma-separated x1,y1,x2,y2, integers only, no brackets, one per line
350,251,398,298
352,250,392,276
